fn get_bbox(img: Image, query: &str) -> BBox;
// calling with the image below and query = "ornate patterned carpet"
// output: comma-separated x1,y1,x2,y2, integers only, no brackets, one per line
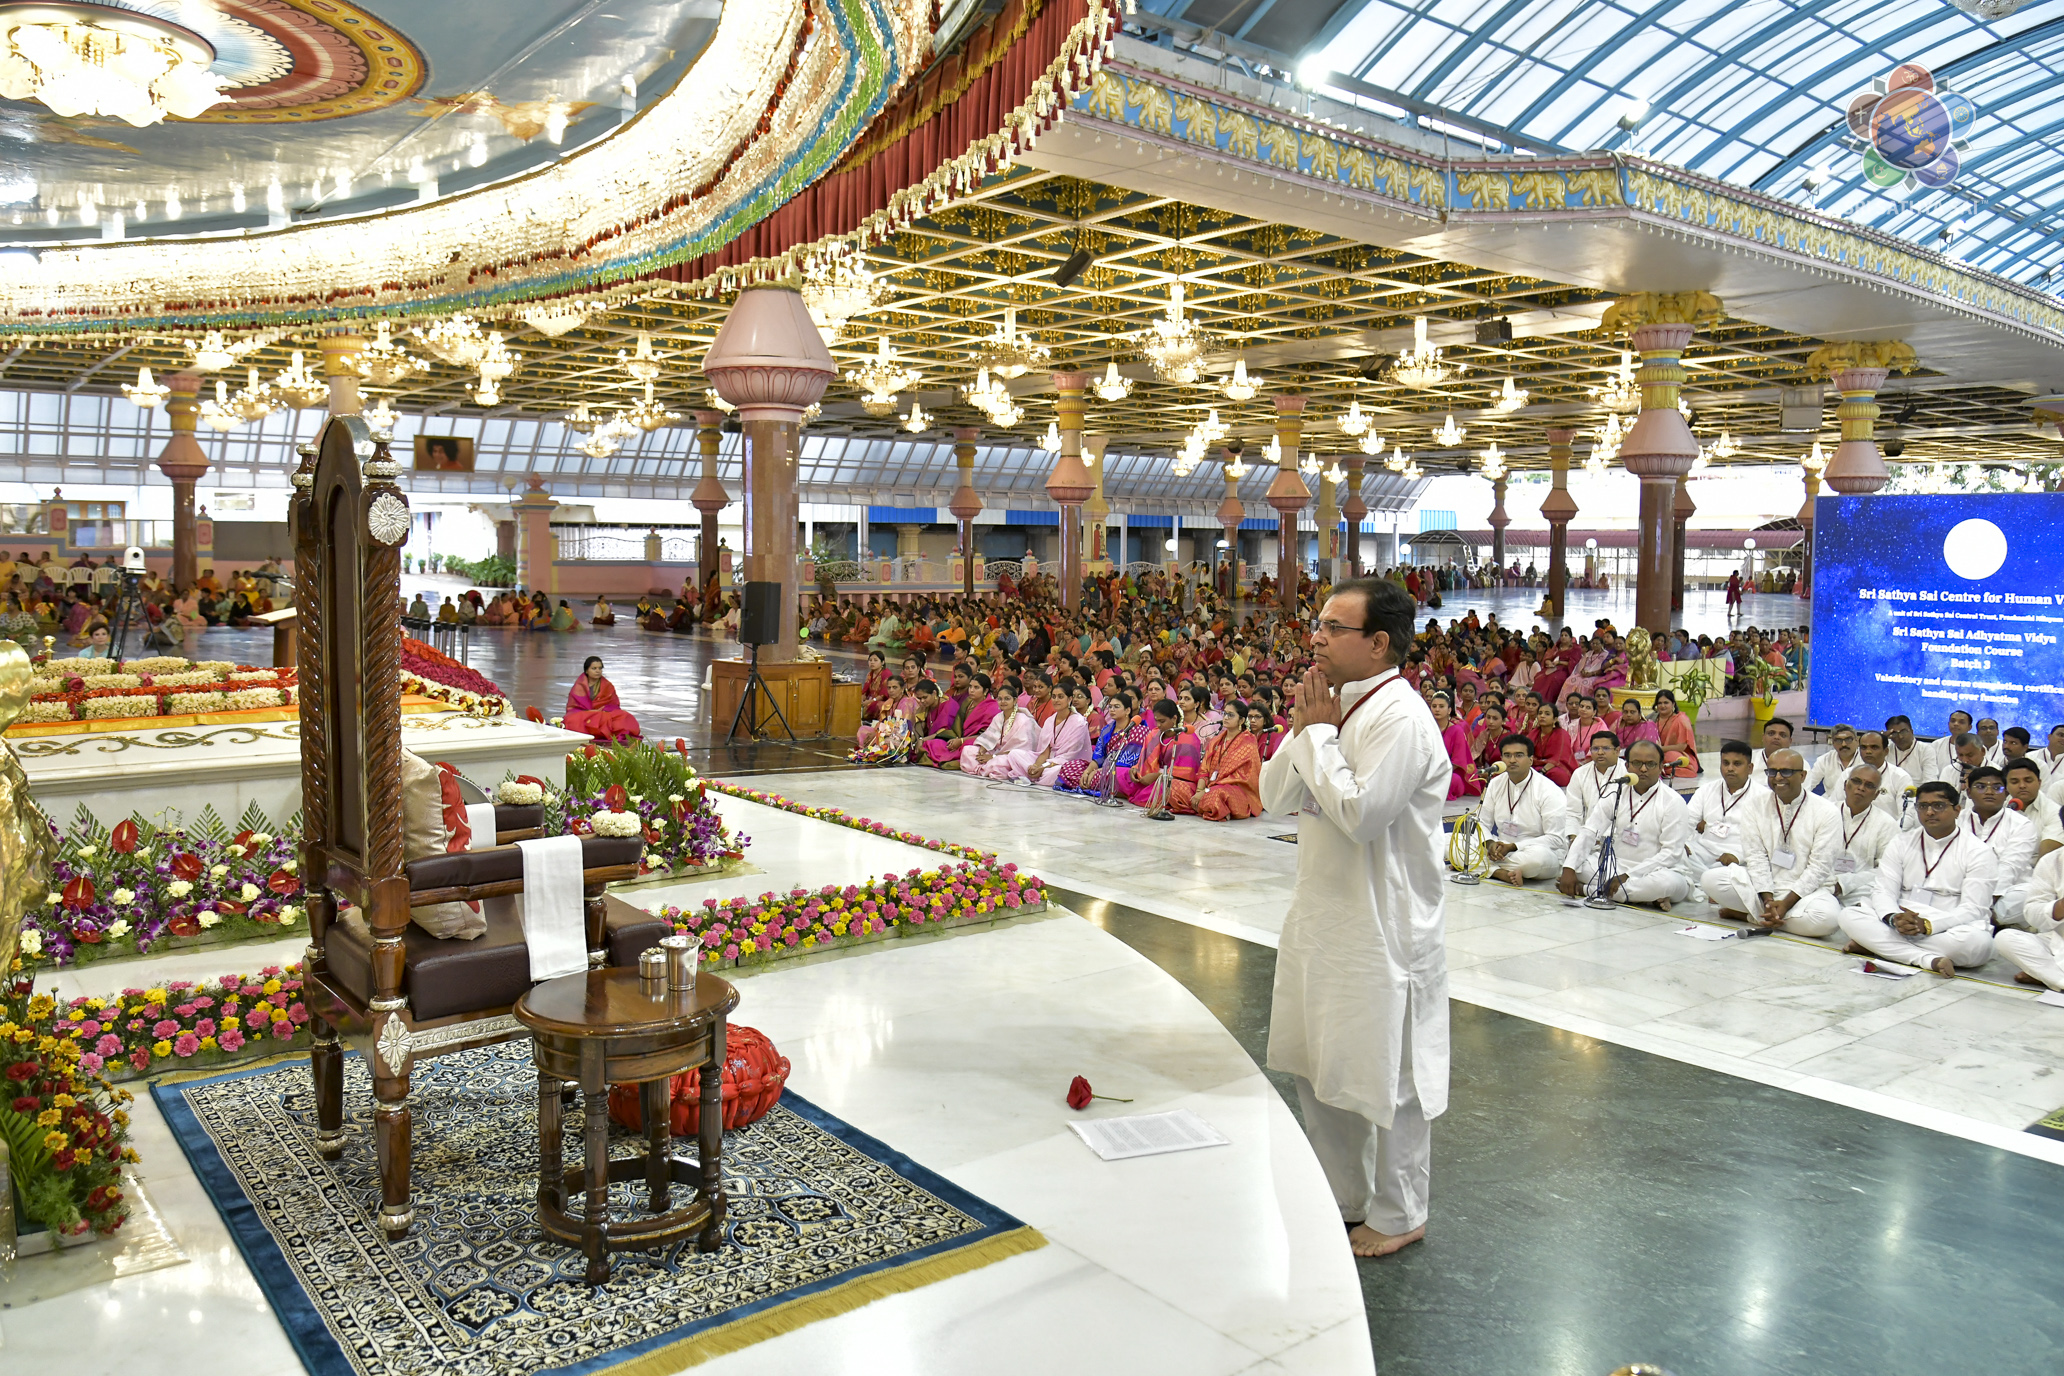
153,1044,1043,1376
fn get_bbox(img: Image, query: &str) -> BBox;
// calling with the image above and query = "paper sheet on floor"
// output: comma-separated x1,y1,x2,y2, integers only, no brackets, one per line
1068,1109,1230,1162
1677,923,1733,942
2037,991,2064,1009
514,835,588,981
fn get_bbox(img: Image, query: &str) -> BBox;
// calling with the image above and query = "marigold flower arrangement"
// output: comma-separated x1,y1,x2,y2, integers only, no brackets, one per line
0,971,139,1241
2,962,309,1088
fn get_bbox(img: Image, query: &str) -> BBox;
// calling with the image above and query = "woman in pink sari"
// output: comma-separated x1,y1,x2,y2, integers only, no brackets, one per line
1430,691,1480,800
1616,696,1660,755
1563,694,1604,755
921,673,998,768
563,657,640,743
1010,683,1092,786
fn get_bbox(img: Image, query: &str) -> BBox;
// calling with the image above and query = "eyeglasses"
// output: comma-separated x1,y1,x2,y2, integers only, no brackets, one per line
1309,618,1368,637
1763,768,1804,778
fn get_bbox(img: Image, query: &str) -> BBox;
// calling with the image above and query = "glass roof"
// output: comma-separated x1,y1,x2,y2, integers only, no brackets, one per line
1149,0,2064,286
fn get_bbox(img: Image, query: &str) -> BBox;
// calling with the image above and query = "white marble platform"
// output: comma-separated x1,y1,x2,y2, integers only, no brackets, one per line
14,712,588,829
1,795,1371,1375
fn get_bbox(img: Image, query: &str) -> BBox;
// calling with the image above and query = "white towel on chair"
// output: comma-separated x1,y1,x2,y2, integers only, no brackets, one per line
464,804,497,852
514,835,588,981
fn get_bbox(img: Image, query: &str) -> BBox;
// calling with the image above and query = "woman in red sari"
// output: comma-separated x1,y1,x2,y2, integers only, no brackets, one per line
1527,700,1577,786
564,656,641,743
1172,702,1263,820
1470,703,1510,772
1533,627,1579,705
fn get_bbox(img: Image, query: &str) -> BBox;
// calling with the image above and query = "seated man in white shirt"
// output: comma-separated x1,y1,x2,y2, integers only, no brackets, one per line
1923,709,1974,779
1557,740,1692,909
1931,732,1985,794
1963,765,2038,927
1565,730,1621,838
1856,731,1915,825
1883,714,1929,779
1830,767,1899,908
1837,781,1999,976
2038,725,2064,800
2000,726,2043,787
1805,724,1861,798
1995,847,2064,991
2005,757,2062,860
1687,740,1763,879
1478,733,1571,886
1749,716,1794,774
1700,747,1842,935
1974,717,2005,768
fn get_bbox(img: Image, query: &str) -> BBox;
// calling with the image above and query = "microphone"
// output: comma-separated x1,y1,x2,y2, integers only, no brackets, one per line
1612,775,1633,786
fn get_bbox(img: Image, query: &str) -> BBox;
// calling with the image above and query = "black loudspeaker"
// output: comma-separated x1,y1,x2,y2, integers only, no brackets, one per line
739,580,783,646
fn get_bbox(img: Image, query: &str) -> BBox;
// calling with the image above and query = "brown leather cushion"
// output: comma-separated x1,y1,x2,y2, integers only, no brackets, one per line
603,892,673,967
402,835,645,892
328,903,535,1022
493,803,545,832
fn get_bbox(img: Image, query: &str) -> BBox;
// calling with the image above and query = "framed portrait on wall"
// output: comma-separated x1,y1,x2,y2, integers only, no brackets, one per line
414,436,475,472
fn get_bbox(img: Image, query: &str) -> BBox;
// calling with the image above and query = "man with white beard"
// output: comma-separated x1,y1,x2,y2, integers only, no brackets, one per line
1698,747,1842,935
1557,740,1691,909
1838,781,1998,976
1476,734,1570,886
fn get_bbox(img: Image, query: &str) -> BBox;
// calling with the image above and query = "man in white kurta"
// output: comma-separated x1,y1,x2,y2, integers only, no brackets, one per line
1260,578,1448,1259
1804,724,1862,799
1699,748,1842,935
1857,732,1916,825
1558,740,1693,907
1478,734,1570,884
1995,846,2064,990
1685,742,1764,877
1837,781,1999,975
2003,758,2062,860
1563,732,1622,838
1959,765,2037,926
1830,768,1899,909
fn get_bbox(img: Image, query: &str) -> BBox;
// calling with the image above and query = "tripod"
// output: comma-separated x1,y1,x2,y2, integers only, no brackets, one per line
726,642,796,743
102,568,149,663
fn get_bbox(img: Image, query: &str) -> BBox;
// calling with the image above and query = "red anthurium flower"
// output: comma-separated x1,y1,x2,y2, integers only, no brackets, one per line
62,876,95,910
231,830,255,851
170,853,202,881
166,914,200,937
267,868,300,896
110,819,139,853
604,784,629,810
216,899,247,917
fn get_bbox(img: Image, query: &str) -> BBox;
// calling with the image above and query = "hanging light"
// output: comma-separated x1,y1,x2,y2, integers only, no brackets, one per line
521,304,590,338
0,7,228,128
975,305,1050,379
1197,408,1229,444
1040,419,1063,453
848,336,922,416
800,252,886,345
121,365,168,408
1263,435,1282,467
1494,376,1529,413
615,330,662,384
348,320,426,385
228,366,274,421
1339,398,1370,436
477,332,519,387
1690,444,1711,475
987,396,1025,428
1135,281,1211,385
413,314,489,368
1390,317,1452,389
1224,451,1251,480
272,351,328,409
1323,458,1347,484
1402,459,1424,480
1299,449,1322,477
1590,349,1639,412
1385,449,1408,472
473,380,502,407
560,402,604,434
626,381,680,432
1678,396,1694,422
1803,439,1828,474
577,430,620,460
363,397,399,438
187,331,236,371
1432,413,1467,447
1360,430,1387,458
198,379,238,432
1711,428,1739,459
903,402,931,433
1094,360,1133,401
1478,442,1506,480
703,387,735,414
960,365,1015,420
1592,411,1625,464
1220,354,1262,402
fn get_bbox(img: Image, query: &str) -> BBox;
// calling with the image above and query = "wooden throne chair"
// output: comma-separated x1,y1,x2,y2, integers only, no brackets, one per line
295,416,670,1238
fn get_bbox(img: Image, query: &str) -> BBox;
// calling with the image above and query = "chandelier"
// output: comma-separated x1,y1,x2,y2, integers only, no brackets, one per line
349,320,426,385
1593,411,1625,464
272,351,328,409
1196,408,1230,445
1360,430,1387,458
198,380,239,433
1494,376,1529,413
577,431,619,460
120,366,168,408
1432,413,1466,447
975,305,1050,379
703,387,736,415
186,330,249,372
1802,439,1828,475
960,365,1015,420
847,336,921,416
1093,361,1132,401
520,304,590,338
618,331,662,384
1299,448,1322,477
800,253,885,345
1478,442,1506,480
1402,459,1424,480
1323,458,1347,484
1709,428,1739,459
363,398,400,439
1263,435,1282,467
1391,317,1453,389
0,4,227,128
414,315,489,369
1040,420,1063,453
1173,431,1204,477
228,366,275,422
1385,449,1408,472
1135,281,1211,385
560,402,605,434
903,402,931,433
986,396,1025,428
1224,451,1251,480
474,332,519,404
1590,349,1639,412
626,382,680,432
1220,355,1262,402
1339,398,1370,436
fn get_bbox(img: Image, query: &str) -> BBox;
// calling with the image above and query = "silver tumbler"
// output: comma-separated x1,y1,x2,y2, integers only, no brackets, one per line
660,934,694,991
638,947,667,995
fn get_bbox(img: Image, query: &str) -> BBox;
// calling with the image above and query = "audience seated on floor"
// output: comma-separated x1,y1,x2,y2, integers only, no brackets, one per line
1475,733,1569,886
1838,781,1998,977
1558,740,1692,910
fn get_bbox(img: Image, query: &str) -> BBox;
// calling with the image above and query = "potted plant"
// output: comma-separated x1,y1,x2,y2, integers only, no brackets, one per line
1663,656,1716,726
1741,655,1790,728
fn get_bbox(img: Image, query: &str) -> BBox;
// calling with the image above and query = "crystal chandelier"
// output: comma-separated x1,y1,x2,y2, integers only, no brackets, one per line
1593,411,1624,463
960,365,1015,419
1494,376,1529,413
1093,361,1132,401
1224,451,1251,480
363,398,399,438
577,431,619,460
1391,317,1452,389
272,351,328,409
120,366,168,408
186,330,253,372
1263,435,1282,467
1678,397,1694,422
1196,408,1230,445
1173,431,1204,477
975,305,1050,379
198,380,238,432
1403,459,1424,480
1323,458,1347,484
0,5,227,128
1040,420,1063,453
1299,448,1323,477
626,382,680,432
1590,349,1639,412
414,314,490,368
847,336,921,416
1339,398,1370,436
1360,430,1387,458
1432,413,1466,447
618,331,662,384
1709,428,1739,459
1385,449,1408,472
800,253,885,345
1220,355,1262,402
703,387,735,414
560,402,605,434
228,366,275,422
1802,439,1828,475
987,396,1025,428
1135,281,1211,385
903,402,931,433
349,321,426,385
474,332,519,404
521,304,590,338
1478,442,1506,480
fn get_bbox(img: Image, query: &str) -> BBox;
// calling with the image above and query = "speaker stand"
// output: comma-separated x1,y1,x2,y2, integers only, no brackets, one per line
726,643,797,743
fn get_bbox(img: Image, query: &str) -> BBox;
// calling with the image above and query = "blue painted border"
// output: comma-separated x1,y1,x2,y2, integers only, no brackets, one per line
153,1052,1031,1376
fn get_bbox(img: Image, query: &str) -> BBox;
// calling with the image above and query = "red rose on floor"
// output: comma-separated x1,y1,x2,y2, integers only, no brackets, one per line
1066,1075,1094,1110
170,853,202,881
110,819,139,853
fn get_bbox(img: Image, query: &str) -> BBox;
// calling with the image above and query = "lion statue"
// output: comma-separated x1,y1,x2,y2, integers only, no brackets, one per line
1626,626,1658,690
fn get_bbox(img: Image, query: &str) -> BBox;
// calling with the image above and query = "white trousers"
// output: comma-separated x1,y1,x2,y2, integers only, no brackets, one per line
1697,866,1843,936
1292,1023,1430,1235
1490,835,1567,878
1574,851,1690,904
1993,929,2064,991
1834,908,1993,968
1993,884,2031,930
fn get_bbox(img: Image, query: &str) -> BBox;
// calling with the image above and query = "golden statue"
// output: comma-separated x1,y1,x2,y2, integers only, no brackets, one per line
1626,626,1658,690
0,640,56,975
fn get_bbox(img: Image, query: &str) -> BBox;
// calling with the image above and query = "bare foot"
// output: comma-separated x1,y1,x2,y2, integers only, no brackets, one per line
1348,1222,1425,1258
1716,907,1748,922
1930,956,1956,978
1490,867,1523,887
1843,942,1871,956
2016,971,2047,986
1654,898,1672,913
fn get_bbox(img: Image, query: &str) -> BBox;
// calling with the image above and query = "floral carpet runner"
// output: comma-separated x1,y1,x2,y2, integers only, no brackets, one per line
154,1043,1043,1376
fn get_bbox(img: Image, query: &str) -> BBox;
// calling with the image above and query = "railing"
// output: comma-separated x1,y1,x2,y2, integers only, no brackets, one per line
554,530,648,561
986,559,1024,584
659,536,696,563
812,559,872,583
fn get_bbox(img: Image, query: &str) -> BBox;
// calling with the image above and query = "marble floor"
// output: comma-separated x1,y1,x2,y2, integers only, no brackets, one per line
1,794,1370,1376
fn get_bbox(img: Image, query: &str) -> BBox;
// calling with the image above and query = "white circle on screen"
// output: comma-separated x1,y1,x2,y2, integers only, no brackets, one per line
1941,518,2007,581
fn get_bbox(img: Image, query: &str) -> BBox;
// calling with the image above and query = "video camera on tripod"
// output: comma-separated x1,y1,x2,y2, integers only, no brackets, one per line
102,546,151,662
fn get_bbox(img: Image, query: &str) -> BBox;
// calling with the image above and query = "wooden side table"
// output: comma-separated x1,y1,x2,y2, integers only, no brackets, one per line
514,967,740,1286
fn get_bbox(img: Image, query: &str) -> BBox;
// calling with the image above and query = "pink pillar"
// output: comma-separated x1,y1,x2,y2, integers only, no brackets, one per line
690,411,729,587
1266,396,1309,620
157,371,208,590
514,476,559,595
1619,323,1700,634
1542,428,1577,620
1824,366,1893,494
950,427,982,598
1341,457,1367,577
1047,372,1092,610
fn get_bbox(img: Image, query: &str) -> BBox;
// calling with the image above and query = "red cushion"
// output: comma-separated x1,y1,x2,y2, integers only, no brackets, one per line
434,761,471,852
606,1025,789,1135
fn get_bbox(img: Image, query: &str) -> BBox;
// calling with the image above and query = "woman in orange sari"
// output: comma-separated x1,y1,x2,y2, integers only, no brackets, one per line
1653,688,1700,778
1172,701,1263,820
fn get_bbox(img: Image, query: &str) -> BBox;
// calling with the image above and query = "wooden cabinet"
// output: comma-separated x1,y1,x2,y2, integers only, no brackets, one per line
709,658,834,738
829,681,862,738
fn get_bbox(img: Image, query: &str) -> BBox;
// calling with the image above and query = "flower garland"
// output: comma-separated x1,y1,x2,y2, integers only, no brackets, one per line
555,741,748,875
21,660,296,727
703,781,996,863
400,637,511,716
1,975,138,1241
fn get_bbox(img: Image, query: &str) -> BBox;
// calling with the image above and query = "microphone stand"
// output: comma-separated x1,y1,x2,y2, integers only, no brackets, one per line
1585,773,1632,909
